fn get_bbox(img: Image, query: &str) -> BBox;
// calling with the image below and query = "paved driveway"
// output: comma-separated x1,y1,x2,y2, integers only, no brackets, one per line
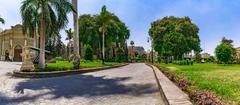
0,61,21,76
0,63,164,105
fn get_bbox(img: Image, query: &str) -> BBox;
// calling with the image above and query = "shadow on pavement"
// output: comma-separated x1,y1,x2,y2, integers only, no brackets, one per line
0,74,158,104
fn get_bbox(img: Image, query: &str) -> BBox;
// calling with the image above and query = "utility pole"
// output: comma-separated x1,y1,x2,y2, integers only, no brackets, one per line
148,37,154,63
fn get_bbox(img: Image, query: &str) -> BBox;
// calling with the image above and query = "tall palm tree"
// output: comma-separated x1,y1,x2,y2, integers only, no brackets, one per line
97,5,116,64
21,0,74,69
65,28,73,57
65,28,73,41
0,17,5,24
72,0,80,69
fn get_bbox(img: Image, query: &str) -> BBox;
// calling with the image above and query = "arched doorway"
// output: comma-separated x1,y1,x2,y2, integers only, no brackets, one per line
14,45,22,62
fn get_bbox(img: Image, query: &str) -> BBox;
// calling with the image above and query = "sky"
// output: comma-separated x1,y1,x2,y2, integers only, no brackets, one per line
0,0,240,55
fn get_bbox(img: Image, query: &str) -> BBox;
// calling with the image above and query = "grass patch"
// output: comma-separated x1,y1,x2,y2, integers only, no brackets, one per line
35,61,122,72
157,63,240,104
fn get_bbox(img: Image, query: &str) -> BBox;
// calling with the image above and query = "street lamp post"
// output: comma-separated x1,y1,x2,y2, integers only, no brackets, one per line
148,37,154,63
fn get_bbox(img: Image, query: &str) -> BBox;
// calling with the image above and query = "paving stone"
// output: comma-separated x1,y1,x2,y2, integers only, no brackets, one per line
0,63,165,105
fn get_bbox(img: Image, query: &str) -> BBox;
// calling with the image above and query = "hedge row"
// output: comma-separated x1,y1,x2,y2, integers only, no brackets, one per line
172,60,194,65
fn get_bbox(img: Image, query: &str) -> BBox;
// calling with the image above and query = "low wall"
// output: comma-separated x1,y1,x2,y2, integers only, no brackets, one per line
13,63,128,78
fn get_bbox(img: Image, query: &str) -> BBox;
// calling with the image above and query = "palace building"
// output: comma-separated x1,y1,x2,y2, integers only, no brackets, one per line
0,24,38,61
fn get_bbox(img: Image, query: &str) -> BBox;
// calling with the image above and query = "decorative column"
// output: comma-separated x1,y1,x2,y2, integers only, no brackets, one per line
0,39,2,60
2,39,4,60
10,39,13,61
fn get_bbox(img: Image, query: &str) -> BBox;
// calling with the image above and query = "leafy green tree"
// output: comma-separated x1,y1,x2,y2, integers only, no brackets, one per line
84,45,93,61
77,6,130,62
46,35,65,57
149,16,201,62
136,53,147,62
220,37,237,63
21,0,74,69
215,43,233,64
0,17,5,24
194,52,202,63
116,48,125,62
96,5,116,64
93,5,130,63
78,14,100,57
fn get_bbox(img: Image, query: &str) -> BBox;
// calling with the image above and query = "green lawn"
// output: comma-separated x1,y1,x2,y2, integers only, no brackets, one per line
157,63,240,104
35,61,122,72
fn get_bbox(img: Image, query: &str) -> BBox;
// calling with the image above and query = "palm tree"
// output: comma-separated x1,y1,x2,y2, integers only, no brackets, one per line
0,17,5,24
65,28,73,41
21,0,74,69
65,28,73,57
72,0,80,69
97,5,116,64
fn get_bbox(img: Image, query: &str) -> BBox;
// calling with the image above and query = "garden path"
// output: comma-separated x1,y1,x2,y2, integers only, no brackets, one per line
0,63,164,105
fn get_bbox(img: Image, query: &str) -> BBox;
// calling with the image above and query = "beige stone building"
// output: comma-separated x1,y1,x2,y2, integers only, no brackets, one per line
233,47,240,63
0,24,37,61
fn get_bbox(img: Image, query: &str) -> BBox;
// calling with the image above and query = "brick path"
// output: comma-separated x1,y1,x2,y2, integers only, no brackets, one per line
0,63,164,105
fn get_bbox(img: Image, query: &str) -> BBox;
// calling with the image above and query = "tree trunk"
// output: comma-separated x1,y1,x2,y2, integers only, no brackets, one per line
102,31,105,64
98,41,101,59
39,8,46,69
72,0,80,69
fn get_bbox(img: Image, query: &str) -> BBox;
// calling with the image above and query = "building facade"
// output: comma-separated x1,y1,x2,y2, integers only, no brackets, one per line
128,46,146,62
233,47,240,63
0,24,37,61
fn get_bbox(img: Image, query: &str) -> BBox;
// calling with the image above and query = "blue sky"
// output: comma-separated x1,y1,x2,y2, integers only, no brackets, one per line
1,0,240,55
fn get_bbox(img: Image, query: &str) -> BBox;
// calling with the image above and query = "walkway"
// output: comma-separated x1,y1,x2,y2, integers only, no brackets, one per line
0,61,21,76
0,63,164,105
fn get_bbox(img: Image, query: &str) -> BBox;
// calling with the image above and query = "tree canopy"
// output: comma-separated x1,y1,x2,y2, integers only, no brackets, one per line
149,16,201,60
65,28,73,41
215,43,233,64
0,17,5,24
78,6,130,61
20,0,74,68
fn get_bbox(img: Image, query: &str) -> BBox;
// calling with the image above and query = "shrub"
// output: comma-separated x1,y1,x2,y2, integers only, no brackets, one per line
215,43,233,64
174,77,192,91
84,45,93,61
93,55,98,60
172,60,194,66
56,56,63,61
190,90,224,105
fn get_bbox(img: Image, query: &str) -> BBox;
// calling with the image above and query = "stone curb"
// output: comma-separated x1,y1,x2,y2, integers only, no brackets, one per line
13,63,129,78
146,64,192,105
146,63,169,105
